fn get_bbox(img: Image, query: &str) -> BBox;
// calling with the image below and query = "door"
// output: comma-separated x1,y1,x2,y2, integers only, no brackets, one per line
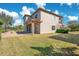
34,23,40,34
27,24,31,33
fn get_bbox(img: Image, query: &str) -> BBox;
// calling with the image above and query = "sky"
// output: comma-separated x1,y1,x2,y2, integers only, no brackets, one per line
0,3,79,26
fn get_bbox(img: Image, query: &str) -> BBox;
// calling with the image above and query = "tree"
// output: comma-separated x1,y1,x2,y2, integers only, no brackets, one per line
12,25,24,31
0,12,12,32
67,21,79,31
0,20,3,25
0,19,3,40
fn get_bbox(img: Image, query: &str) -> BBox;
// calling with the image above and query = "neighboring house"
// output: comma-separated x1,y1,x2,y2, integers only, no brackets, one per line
24,7,63,34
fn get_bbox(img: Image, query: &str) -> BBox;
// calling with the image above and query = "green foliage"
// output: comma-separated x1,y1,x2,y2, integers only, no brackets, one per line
0,29,2,32
11,25,24,31
0,19,3,25
56,29,69,33
0,19,3,32
0,19,3,40
0,29,5,33
68,21,79,31
0,12,13,32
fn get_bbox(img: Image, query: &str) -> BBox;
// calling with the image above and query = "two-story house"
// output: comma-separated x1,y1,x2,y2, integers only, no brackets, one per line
24,7,63,34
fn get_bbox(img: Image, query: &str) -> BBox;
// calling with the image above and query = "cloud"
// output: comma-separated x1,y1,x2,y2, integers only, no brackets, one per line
11,12,19,19
20,6,31,16
68,16,78,21
47,9,51,12
0,8,22,26
35,3,46,8
60,3,72,7
0,8,19,19
66,3,73,8
10,12,22,26
61,12,67,17
60,3,64,6
66,3,72,6
54,10,59,15
20,6,35,16
13,19,22,26
28,8,35,13
0,8,10,15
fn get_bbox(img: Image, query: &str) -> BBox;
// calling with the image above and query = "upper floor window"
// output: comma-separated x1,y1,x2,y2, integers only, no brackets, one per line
35,14,38,18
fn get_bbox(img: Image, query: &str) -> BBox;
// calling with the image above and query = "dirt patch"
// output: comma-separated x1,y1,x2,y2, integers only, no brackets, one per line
2,31,18,38
1,31,32,38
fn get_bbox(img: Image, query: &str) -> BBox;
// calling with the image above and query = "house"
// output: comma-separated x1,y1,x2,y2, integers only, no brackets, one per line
24,7,63,34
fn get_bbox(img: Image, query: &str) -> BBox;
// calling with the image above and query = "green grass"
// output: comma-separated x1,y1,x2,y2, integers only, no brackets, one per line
0,32,79,56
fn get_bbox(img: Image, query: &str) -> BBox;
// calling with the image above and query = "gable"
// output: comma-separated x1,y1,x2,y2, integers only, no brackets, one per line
31,10,41,20
31,8,63,18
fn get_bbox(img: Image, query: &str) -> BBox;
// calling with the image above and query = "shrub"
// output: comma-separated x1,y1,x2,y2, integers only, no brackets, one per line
56,29,69,33
0,29,5,33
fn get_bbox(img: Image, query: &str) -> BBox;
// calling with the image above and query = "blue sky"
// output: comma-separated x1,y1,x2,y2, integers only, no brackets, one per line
0,3,79,26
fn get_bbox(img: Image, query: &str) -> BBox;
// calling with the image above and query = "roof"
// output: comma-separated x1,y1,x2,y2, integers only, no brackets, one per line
24,14,30,17
31,7,63,18
24,7,63,18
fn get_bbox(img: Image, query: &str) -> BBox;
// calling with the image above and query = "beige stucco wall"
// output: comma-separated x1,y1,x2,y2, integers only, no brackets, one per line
32,11,41,34
32,11,41,20
34,23,40,34
27,10,62,34
40,11,61,34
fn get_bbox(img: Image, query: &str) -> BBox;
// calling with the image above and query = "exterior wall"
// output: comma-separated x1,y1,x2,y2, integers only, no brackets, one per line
34,23,40,34
25,9,62,34
31,11,41,20
31,11,41,34
40,11,61,34
24,16,31,32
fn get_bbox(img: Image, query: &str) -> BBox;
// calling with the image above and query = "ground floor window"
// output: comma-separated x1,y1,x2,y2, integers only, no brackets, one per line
27,26,31,33
52,26,55,30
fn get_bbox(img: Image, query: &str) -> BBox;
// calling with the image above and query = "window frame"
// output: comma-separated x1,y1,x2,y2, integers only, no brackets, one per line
52,26,55,30
35,14,38,18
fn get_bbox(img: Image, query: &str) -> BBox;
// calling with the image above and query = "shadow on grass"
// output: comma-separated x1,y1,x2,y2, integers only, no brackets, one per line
31,45,62,56
49,34,79,46
16,31,29,34
16,31,26,34
61,47,78,56
31,45,78,56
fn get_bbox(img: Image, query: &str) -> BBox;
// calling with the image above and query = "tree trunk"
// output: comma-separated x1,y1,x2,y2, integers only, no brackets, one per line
0,32,1,40
4,23,7,32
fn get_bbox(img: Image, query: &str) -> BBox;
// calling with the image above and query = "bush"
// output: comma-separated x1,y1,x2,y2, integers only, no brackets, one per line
0,28,5,33
56,29,69,33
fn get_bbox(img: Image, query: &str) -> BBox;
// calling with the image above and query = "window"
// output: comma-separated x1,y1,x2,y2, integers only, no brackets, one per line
35,14,38,18
52,26,55,30
59,21,62,23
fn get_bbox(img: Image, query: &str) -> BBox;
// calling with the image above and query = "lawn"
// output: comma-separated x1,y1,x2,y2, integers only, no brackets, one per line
0,32,79,56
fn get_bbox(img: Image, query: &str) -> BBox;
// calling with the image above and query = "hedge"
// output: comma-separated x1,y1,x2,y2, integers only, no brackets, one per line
56,29,69,33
